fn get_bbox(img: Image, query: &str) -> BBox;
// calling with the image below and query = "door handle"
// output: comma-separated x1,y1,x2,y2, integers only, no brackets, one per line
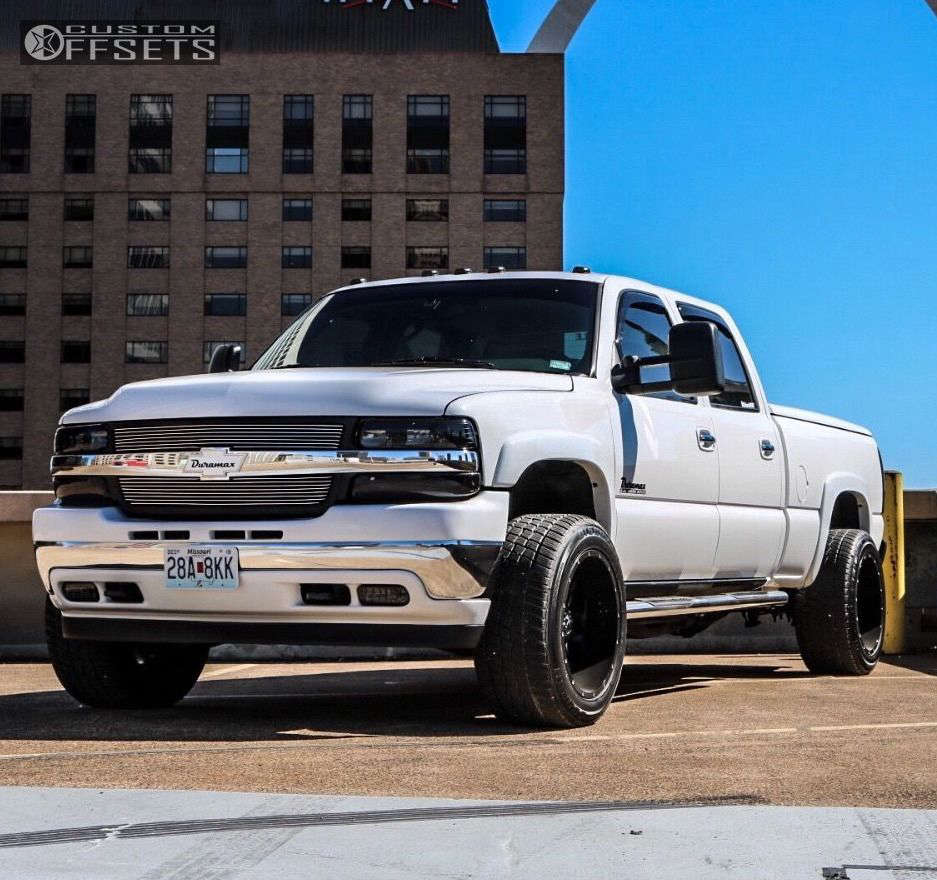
697,429,717,450
760,439,776,458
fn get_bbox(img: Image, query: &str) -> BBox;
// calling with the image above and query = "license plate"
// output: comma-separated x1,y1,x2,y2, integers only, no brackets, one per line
164,546,239,590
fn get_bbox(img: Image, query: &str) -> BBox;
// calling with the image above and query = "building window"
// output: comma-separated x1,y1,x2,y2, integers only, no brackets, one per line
126,294,169,316
0,247,27,268
343,95,372,174
204,293,247,316
282,246,312,269
484,199,526,222
485,246,527,270
0,95,31,173
406,246,448,270
64,94,96,173
0,198,28,221
63,246,93,268
341,246,371,269
205,246,247,269
283,198,313,221
0,342,25,363
128,246,169,269
129,95,172,173
206,198,248,221
281,293,313,316
407,95,449,174
129,198,170,221
0,294,25,316
62,292,92,316
60,388,90,412
283,95,314,174
61,340,91,363
207,95,249,173
484,96,527,174
0,389,24,411
341,198,371,222
407,198,449,221
204,341,244,364
126,341,168,364
0,437,22,460
64,196,94,221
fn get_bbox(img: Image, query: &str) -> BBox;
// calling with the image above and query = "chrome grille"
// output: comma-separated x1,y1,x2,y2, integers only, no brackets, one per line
118,475,333,509
113,422,344,453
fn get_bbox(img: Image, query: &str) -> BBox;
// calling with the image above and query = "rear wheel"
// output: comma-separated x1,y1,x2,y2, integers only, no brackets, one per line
793,528,885,675
475,514,626,728
46,599,209,708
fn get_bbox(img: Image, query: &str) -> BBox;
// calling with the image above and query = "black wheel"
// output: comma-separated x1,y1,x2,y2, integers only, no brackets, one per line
793,528,885,675
46,599,209,708
475,514,626,728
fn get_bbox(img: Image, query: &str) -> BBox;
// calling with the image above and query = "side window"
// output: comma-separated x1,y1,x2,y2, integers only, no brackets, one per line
676,303,758,411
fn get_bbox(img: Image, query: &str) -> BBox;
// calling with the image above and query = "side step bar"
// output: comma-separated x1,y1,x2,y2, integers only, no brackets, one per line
625,590,789,620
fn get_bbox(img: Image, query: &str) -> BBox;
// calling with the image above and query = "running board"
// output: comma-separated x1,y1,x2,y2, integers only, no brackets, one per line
625,590,789,620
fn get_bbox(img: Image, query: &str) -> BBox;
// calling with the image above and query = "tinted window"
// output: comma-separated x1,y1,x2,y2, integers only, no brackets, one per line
616,292,677,394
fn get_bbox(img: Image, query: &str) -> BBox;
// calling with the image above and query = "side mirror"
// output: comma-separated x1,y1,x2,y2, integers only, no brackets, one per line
208,343,242,373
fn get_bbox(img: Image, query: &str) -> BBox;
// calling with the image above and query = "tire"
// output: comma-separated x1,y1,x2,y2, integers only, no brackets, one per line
793,528,885,675
46,599,209,709
475,514,627,728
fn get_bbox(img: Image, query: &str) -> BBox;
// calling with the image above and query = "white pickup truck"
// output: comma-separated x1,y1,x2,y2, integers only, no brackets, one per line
35,271,887,727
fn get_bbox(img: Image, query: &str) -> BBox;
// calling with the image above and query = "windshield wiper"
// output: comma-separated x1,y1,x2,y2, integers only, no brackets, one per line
373,357,497,369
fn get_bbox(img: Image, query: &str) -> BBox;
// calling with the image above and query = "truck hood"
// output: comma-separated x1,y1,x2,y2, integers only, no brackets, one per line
769,403,871,437
61,367,573,424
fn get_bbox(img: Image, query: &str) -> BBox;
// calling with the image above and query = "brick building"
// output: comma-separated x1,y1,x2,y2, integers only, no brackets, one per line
0,0,564,488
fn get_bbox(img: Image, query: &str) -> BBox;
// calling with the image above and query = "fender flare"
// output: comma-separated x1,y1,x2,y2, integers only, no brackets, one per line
804,472,872,586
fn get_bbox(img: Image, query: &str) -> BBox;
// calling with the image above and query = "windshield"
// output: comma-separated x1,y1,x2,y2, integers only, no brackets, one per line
253,279,599,374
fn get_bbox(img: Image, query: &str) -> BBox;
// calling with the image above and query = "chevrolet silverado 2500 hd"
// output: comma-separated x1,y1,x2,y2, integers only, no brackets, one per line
35,271,886,727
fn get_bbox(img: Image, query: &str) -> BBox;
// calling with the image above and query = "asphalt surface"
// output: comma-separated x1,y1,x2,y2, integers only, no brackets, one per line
0,653,935,808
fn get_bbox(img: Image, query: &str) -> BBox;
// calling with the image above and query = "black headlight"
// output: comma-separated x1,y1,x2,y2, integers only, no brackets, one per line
54,424,110,455
356,417,478,451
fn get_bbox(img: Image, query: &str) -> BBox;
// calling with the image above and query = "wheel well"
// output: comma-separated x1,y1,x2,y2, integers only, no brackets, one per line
508,460,597,523
830,492,862,530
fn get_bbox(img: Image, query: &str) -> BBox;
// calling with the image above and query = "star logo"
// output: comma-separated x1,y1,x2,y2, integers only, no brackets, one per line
23,24,64,61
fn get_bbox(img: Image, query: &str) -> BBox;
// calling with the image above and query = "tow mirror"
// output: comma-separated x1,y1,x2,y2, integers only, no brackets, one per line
208,343,242,373
611,320,726,397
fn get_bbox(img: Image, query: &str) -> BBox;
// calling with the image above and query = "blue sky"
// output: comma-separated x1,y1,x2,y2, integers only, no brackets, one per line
488,1,937,488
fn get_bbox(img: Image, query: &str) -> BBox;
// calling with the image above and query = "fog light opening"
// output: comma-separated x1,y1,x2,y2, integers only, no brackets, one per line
61,582,100,603
357,584,410,607
102,582,144,604
301,584,351,606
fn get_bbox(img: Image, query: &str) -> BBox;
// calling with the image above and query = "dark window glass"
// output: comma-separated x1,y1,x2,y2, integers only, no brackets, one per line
206,147,248,173
129,148,171,174
61,340,90,363
129,198,170,221
0,294,25,315
0,388,24,411
341,246,371,269
484,246,526,271
407,95,449,173
1,95,31,173
206,95,249,173
204,293,247,316
253,279,598,376
282,246,312,269
62,292,92,316
208,95,249,126
60,388,90,412
0,437,22,460
341,198,371,222
64,94,96,173
484,199,526,222
203,341,244,364
63,246,93,268
342,95,372,174
64,197,94,221
484,96,526,174
128,246,169,269
206,198,248,221
406,199,448,222
129,95,172,173
0,341,25,363
282,198,313,221
126,294,168,316
126,341,168,364
281,293,313,316
283,95,314,173
616,292,676,392
205,246,247,269
676,303,758,410
0,198,28,221
0,247,27,268
406,246,448,270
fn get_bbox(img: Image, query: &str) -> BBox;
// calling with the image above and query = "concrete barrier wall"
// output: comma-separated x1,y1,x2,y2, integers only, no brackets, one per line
3,490,935,658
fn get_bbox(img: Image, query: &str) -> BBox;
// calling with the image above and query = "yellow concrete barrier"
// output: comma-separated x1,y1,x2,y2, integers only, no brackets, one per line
882,471,906,654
